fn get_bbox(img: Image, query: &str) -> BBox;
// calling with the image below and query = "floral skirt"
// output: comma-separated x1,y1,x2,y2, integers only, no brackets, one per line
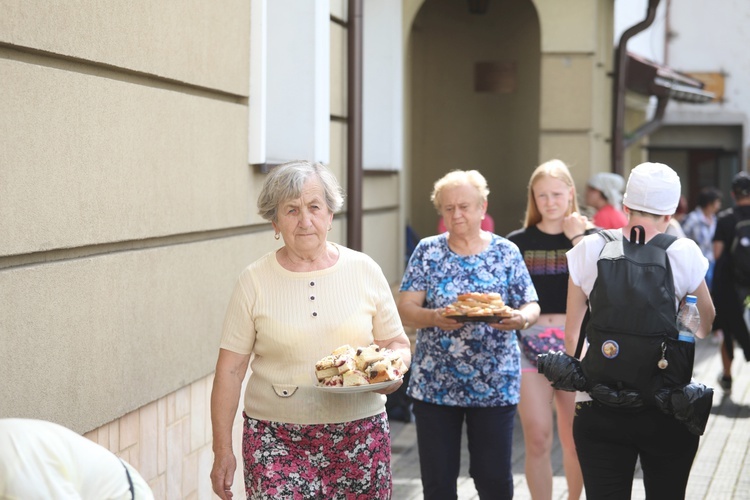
242,412,392,499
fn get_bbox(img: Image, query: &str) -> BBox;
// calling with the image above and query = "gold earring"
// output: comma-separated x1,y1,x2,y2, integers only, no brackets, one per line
328,225,332,231
274,233,280,240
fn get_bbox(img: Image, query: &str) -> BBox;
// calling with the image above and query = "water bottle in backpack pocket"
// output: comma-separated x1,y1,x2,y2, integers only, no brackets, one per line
676,295,699,343
663,294,699,386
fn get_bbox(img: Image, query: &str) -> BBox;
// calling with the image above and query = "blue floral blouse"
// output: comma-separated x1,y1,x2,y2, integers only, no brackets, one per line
400,233,538,407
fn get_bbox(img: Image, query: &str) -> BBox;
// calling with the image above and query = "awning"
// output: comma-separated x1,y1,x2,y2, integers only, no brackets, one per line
619,52,715,150
625,52,714,103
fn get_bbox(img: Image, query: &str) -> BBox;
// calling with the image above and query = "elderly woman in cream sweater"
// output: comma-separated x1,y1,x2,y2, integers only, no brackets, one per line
210,160,411,500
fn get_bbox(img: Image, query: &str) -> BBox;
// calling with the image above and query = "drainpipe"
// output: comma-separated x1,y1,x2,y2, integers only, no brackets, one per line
347,0,363,251
611,0,661,175
664,0,672,66
622,95,668,150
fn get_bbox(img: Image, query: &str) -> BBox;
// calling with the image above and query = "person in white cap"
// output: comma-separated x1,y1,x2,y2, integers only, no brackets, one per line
585,172,628,229
0,418,154,499
563,162,715,498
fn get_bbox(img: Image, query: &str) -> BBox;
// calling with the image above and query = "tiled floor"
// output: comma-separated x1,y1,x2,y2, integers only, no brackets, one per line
390,337,750,499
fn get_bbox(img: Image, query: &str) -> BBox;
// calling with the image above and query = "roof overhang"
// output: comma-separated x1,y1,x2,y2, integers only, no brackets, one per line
625,52,715,103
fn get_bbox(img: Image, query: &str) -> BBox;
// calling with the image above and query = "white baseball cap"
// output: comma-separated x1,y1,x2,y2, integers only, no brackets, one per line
623,162,681,215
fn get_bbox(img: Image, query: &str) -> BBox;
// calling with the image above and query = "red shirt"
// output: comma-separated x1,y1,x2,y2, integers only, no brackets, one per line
593,204,628,229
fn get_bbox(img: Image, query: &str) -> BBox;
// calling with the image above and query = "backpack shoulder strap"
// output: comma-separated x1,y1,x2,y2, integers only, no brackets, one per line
647,232,678,251
733,218,750,231
596,229,619,243
730,218,750,250
574,308,590,359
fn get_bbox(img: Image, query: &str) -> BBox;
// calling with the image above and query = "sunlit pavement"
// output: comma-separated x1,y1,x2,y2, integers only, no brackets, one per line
390,338,750,499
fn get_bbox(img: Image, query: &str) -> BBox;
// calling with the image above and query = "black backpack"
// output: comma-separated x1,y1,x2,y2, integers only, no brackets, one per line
730,215,750,286
581,226,694,405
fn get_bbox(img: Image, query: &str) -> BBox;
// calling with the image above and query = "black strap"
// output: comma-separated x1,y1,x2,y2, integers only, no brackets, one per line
119,458,135,500
629,225,646,244
597,229,618,243
646,231,678,250
574,308,589,359
599,226,677,250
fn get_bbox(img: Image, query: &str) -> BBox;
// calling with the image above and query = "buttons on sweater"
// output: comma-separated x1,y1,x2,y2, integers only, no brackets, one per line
310,281,317,316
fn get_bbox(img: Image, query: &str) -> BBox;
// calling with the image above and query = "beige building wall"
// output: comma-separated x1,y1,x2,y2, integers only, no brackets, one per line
1,0,254,429
0,2,254,498
535,0,615,194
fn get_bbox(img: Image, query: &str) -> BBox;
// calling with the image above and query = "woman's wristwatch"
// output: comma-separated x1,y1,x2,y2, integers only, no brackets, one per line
519,311,530,330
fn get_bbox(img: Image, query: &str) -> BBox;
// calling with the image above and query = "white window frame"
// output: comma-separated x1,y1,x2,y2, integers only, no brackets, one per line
248,0,330,167
363,0,404,171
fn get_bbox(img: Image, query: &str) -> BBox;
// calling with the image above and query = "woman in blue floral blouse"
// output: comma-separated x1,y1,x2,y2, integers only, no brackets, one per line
398,169,540,500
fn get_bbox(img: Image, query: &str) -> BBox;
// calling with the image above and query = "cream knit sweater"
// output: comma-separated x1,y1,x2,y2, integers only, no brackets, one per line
220,244,405,424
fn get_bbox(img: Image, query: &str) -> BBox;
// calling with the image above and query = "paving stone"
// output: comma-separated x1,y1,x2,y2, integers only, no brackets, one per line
390,341,749,499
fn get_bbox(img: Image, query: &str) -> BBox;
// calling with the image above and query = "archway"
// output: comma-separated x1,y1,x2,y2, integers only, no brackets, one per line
405,0,541,238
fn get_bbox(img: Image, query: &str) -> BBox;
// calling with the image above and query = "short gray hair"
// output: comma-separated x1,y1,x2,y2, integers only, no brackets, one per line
257,160,345,222
431,170,490,212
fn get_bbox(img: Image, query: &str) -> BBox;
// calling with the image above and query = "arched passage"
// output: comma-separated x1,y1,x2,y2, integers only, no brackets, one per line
405,0,541,237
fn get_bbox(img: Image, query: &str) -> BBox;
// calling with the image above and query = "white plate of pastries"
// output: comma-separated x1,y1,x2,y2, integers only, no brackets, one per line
314,344,407,393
